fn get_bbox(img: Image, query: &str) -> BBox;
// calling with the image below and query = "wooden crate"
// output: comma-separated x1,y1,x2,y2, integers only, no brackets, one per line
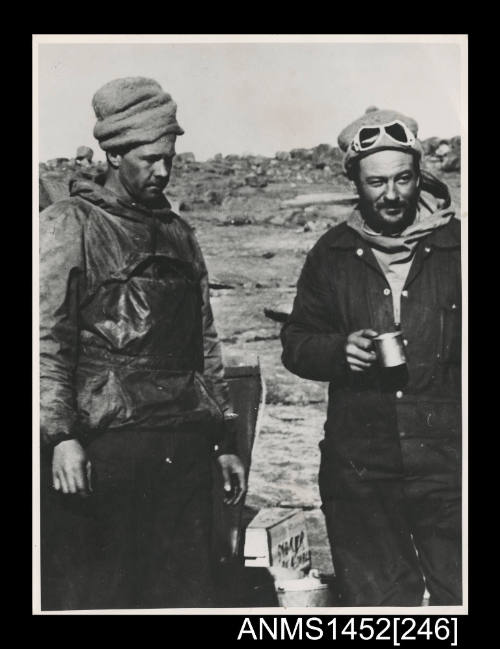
244,507,311,572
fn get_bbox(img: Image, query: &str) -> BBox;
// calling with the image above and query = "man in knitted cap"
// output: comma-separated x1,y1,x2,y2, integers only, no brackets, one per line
75,145,93,167
39,77,246,610
282,108,461,606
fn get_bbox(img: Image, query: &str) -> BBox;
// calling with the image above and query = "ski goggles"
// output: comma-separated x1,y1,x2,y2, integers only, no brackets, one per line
351,120,416,153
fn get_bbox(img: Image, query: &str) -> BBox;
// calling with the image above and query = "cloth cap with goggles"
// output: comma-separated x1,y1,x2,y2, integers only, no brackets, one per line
338,108,423,175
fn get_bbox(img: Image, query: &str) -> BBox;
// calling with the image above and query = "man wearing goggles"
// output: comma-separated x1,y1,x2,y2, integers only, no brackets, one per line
282,108,461,606
350,119,416,153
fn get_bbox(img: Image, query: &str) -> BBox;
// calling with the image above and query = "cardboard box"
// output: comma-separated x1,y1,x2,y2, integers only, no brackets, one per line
244,508,311,571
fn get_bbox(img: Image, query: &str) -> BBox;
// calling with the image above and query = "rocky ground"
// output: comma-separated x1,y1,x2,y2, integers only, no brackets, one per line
39,138,461,575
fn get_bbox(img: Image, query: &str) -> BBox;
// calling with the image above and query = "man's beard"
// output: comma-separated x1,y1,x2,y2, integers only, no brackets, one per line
360,194,419,236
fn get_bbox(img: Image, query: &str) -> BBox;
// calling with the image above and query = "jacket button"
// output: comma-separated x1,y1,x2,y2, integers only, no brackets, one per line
401,290,408,298
424,246,431,254
356,248,364,256
451,303,457,310
399,431,406,438
396,390,404,399
383,288,391,296
403,339,408,346
214,445,219,452
165,457,172,464
157,385,164,391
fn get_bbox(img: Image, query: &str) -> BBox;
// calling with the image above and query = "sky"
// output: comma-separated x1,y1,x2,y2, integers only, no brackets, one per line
35,37,465,163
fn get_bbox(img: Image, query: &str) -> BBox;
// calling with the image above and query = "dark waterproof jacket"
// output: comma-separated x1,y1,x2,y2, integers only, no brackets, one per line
40,178,235,451
281,216,461,497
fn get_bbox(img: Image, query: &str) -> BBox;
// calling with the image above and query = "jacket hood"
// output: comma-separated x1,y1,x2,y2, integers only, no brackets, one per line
346,170,456,255
69,175,174,222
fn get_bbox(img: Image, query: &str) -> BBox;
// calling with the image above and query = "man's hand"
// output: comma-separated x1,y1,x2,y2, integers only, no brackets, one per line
345,328,379,372
216,454,246,506
52,439,92,496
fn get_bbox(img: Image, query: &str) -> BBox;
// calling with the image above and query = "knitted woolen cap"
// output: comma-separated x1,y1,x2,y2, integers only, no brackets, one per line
338,107,423,174
92,77,184,151
76,145,93,160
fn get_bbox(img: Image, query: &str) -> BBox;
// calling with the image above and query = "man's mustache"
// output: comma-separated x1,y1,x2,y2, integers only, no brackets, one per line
147,181,168,189
378,200,406,208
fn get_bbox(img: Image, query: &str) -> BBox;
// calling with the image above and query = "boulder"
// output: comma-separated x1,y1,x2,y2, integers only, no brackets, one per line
39,180,53,211
304,206,319,219
435,141,451,158
203,189,224,205
441,153,460,172
178,200,193,211
290,148,313,161
177,152,196,163
47,157,70,170
250,155,267,166
223,215,254,226
286,209,308,226
267,209,307,226
280,192,358,209
303,221,317,232
450,135,461,152
245,174,268,188
311,143,335,169
421,137,441,156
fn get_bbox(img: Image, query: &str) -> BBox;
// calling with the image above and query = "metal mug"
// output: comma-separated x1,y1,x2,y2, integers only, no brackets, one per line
373,331,407,368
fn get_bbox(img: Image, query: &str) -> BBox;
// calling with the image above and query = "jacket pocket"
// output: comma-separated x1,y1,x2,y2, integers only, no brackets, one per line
77,368,134,431
417,400,462,438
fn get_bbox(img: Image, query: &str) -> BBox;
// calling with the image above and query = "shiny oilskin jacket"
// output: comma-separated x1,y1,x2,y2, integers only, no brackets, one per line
40,178,235,452
281,214,461,497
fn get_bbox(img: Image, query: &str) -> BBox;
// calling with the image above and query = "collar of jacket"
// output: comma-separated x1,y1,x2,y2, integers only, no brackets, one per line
69,175,175,224
327,216,460,252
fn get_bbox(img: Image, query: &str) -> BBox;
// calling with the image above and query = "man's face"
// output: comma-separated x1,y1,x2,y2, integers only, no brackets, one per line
117,135,176,206
355,149,420,234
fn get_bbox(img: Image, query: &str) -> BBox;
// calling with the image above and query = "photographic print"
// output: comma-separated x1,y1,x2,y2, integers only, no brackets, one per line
33,34,467,617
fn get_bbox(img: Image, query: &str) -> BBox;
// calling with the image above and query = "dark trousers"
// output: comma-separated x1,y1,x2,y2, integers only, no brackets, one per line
41,430,215,610
321,438,462,607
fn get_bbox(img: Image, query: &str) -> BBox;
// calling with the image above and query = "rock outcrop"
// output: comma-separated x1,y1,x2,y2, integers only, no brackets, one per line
39,136,461,214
